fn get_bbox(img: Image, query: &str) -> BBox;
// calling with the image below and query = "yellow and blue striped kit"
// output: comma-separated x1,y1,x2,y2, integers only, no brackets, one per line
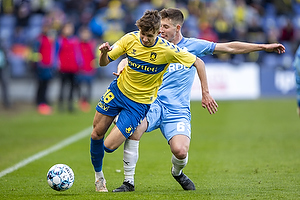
108,31,196,104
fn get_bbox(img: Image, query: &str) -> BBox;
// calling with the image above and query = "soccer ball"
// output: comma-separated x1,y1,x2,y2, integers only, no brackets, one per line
47,164,75,191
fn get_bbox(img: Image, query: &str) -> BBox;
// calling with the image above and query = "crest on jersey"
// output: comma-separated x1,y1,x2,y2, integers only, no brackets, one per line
131,49,136,55
126,125,133,135
150,52,157,61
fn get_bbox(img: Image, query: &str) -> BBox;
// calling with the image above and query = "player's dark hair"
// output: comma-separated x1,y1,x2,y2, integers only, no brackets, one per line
159,8,184,26
136,10,161,33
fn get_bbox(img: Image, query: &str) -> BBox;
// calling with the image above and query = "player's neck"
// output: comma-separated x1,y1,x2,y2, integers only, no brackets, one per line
173,32,183,45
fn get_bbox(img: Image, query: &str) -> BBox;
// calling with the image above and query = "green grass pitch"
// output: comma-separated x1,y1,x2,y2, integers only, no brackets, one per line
0,99,299,199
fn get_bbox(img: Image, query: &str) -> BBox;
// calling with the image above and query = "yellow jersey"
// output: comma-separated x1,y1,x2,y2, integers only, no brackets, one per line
107,31,196,104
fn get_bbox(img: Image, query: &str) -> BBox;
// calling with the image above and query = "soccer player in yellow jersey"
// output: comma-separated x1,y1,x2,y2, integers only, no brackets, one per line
90,10,218,192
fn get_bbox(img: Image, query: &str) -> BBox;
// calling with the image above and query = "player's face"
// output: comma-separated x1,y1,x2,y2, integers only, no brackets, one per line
140,30,159,47
160,18,177,43
62,24,74,37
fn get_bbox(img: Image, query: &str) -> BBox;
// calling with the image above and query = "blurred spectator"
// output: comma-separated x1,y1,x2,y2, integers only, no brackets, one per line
89,12,107,38
184,0,200,38
1,0,14,14
89,0,125,40
279,18,295,42
57,22,80,112
274,0,293,16
233,0,248,40
198,21,218,42
15,1,30,28
0,43,10,109
213,13,234,41
77,26,97,112
47,8,66,32
30,0,54,15
151,0,176,10
0,0,299,81
122,0,140,33
32,22,57,115
247,17,265,43
102,22,125,44
9,33,31,77
9,2,31,77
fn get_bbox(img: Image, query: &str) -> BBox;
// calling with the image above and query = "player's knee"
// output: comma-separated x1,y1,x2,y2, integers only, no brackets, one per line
174,152,187,160
172,147,188,160
91,131,101,140
91,124,105,140
104,144,117,153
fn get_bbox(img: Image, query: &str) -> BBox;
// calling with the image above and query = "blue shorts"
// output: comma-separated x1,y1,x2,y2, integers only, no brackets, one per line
96,79,150,138
146,99,191,142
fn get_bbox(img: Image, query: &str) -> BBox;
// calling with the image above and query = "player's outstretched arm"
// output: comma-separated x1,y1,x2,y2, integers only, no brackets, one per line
194,57,218,114
98,42,112,66
214,42,285,55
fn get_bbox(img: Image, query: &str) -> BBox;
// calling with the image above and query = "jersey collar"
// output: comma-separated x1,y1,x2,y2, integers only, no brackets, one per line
139,37,159,48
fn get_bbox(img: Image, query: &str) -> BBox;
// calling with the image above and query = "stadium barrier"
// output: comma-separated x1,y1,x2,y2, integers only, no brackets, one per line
191,63,296,100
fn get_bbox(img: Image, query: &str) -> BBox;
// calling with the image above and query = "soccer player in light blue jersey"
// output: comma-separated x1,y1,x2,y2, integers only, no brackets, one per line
113,8,286,192
90,10,218,192
293,45,300,117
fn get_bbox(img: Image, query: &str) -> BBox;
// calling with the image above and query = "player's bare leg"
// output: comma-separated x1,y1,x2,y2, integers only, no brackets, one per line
169,135,195,190
103,125,127,151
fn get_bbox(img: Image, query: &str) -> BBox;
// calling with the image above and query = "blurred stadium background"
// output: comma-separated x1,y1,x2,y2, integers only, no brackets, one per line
0,0,299,107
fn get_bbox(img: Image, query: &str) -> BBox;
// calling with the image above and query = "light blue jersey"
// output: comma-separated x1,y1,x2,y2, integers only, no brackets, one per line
146,37,216,141
292,45,300,107
158,37,216,112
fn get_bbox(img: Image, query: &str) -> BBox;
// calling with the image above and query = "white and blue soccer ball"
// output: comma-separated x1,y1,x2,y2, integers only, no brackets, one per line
47,164,75,191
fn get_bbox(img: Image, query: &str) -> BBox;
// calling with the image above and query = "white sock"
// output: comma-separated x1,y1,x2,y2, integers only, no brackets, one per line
95,171,104,181
171,153,188,176
123,139,139,186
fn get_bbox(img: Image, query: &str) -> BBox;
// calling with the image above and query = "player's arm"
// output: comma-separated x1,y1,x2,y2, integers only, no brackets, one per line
113,58,127,76
98,42,112,66
194,57,218,114
214,42,285,54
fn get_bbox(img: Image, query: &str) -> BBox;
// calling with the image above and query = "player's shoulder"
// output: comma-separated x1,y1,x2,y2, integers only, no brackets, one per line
157,37,185,53
183,37,213,45
126,31,139,39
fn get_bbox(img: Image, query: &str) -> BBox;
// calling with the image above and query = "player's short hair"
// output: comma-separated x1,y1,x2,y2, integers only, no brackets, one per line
159,8,184,26
136,10,161,33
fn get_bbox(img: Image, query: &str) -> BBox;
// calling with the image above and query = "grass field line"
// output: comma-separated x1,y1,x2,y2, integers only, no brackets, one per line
0,126,92,179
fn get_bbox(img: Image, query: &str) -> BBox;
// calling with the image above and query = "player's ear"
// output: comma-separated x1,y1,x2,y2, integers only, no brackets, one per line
176,24,181,32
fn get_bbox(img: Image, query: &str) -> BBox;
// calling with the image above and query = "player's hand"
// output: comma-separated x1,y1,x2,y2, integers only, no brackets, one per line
113,68,124,77
201,93,218,114
99,42,112,53
113,72,119,76
264,43,285,54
